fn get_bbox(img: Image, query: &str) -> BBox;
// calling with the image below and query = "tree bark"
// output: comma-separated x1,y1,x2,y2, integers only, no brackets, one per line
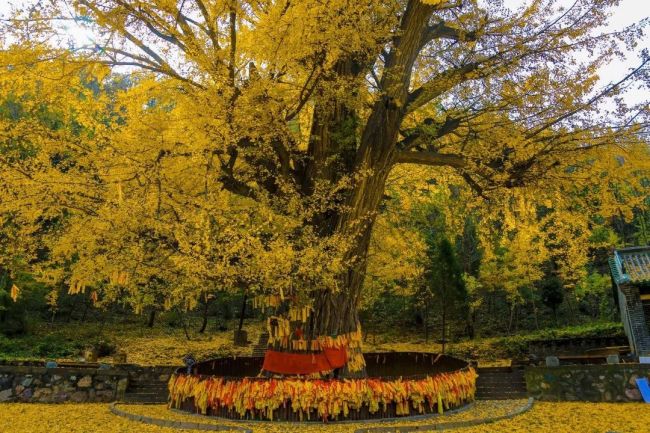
424,302,429,343
199,300,209,333
301,1,436,376
441,295,447,354
238,293,247,331
147,308,156,328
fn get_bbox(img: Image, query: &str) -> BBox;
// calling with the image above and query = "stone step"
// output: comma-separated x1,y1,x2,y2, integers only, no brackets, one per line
477,389,528,394
476,393,528,400
122,394,169,403
477,367,519,373
123,386,169,400
127,387,169,394
476,386,527,392
477,374,524,379
476,385,527,391
477,379,525,385
478,377,526,382
477,373,525,379
125,386,169,393
128,384,168,388
477,383,527,389
251,332,270,356
128,382,169,388
477,380,526,384
475,367,527,400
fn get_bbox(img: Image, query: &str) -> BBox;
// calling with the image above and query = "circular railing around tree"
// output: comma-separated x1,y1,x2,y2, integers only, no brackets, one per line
169,352,476,422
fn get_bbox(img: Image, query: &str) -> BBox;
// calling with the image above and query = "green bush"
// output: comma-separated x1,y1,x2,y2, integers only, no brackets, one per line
447,322,624,361
90,338,116,357
35,335,78,358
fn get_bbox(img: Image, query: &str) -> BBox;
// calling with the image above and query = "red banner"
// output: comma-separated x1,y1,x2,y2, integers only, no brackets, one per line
262,347,348,375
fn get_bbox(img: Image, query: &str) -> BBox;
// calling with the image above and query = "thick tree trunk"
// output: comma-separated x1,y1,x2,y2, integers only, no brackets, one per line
309,99,400,336
303,1,435,375
267,0,435,377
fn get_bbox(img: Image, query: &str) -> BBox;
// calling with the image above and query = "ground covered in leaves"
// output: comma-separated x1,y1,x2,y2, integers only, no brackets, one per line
2,400,649,433
1,320,624,365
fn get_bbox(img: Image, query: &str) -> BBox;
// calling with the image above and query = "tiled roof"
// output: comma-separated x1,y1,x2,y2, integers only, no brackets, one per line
610,246,650,284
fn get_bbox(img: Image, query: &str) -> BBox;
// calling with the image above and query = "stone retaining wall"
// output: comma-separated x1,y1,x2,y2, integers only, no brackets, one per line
0,363,175,403
527,335,628,357
525,364,650,402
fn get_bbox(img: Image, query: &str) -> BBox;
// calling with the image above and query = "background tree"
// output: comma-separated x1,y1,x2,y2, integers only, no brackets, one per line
420,235,467,353
540,276,565,325
412,200,468,346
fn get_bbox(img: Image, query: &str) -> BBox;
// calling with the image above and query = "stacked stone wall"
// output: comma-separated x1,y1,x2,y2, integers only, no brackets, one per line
525,364,650,402
0,362,175,403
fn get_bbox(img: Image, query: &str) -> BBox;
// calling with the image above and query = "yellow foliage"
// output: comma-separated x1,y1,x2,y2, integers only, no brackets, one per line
3,401,650,433
0,0,647,350
10,284,19,302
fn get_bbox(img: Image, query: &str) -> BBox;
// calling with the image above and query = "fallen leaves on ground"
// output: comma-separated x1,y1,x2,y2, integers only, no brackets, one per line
3,400,649,433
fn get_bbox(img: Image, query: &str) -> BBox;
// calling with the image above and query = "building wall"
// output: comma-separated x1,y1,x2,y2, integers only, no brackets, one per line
619,284,650,355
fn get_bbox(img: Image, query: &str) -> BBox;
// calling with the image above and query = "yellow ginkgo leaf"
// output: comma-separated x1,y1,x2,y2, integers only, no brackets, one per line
10,284,20,302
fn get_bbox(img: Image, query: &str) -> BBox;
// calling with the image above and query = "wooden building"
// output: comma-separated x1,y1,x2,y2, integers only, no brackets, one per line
609,246,650,357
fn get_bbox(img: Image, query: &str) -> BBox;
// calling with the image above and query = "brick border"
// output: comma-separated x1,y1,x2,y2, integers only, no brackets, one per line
109,403,252,432
353,398,534,433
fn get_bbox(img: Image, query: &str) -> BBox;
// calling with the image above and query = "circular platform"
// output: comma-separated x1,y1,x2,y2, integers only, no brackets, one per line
169,352,477,422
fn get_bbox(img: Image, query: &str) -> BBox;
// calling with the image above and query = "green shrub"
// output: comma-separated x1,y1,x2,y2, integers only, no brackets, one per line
447,322,624,361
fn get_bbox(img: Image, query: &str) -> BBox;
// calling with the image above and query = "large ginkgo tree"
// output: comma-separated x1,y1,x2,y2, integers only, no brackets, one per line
1,0,648,373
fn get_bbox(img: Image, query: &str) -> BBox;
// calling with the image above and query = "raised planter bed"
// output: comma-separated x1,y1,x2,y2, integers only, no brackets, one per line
169,352,476,422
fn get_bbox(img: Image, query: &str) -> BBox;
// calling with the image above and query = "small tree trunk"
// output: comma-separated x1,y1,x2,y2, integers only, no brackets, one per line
466,308,476,340
147,308,156,328
566,290,577,323
179,310,191,341
66,296,79,323
441,301,447,354
80,298,90,323
238,293,247,331
531,297,540,330
199,300,210,333
507,305,515,334
514,304,519,333
424,303,429,343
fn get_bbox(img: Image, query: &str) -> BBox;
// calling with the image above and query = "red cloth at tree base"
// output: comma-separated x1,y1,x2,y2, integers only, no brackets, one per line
262,347,348,375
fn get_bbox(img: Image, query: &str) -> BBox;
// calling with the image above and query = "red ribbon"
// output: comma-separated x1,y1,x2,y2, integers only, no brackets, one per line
262,347,347,375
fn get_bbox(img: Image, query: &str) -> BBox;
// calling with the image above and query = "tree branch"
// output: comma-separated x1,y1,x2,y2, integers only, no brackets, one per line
406,62,479,113
423,21,477,45
397,116,462,150
193,0,220,50
524,57,650,139
395,150,466,168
